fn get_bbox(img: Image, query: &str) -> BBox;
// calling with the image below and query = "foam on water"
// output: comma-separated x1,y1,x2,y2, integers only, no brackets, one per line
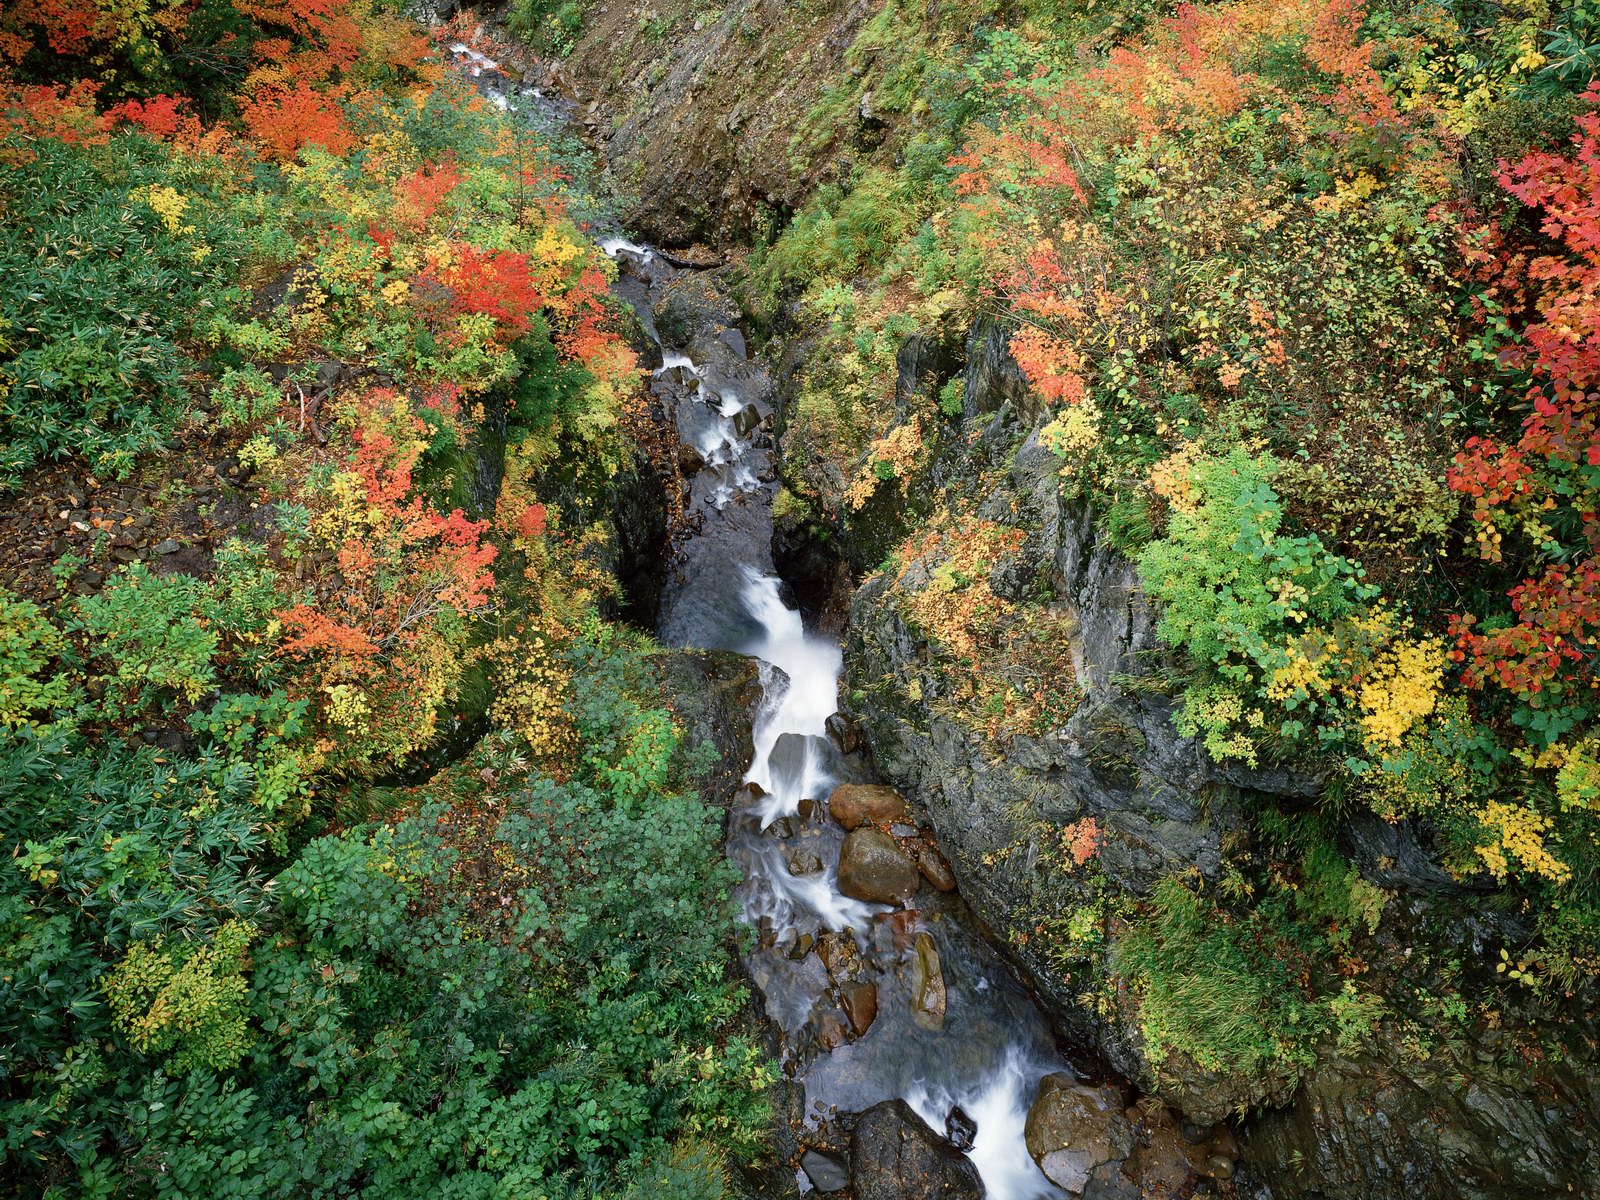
908,1049,1063,1200
600,235,656,262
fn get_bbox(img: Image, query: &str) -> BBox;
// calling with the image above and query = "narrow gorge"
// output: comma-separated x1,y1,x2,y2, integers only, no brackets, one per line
3,2,1600,1199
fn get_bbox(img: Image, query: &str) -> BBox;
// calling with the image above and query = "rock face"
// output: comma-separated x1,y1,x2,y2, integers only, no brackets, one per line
1241,1038,1600,1200
840,318,1600,1199
850,1099,984,1200
1023,1076,1134,1195
847,431,1253,1111
828,783,909,830
651,651,763,809
837,828,919,903
552,1,901,246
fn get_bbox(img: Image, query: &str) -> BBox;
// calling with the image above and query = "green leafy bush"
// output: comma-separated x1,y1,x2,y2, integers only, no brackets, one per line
1137,449,1372,763
0,590,71,729
0,135,238,487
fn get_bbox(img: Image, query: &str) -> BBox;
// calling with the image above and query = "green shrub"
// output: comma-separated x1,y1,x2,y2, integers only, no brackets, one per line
0,590,71,729
0,136,238,487
69,566,221,717
1138,449,1373,763
1114,876,1328,1081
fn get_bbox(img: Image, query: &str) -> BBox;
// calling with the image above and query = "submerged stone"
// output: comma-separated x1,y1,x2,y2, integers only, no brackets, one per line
839,980,878,1036
910,932,947,1032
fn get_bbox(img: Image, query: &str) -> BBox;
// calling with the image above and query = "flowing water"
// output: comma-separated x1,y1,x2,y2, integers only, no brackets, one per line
602,240,1077,1199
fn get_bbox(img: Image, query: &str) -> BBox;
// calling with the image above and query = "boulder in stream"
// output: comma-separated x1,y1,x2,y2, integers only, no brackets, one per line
825,711,863,753
839,980,878,1036
850,1099,984,1200
910,932,948,1031
945,1105,977,1152
733,402,762,436
829,782,909,830
838,828,919,902
917,845,958,892
800,1147,850,1194
1023,1074,1134,1195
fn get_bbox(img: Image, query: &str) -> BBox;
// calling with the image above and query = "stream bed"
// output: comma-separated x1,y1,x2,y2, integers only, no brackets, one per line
605,240,1075,1199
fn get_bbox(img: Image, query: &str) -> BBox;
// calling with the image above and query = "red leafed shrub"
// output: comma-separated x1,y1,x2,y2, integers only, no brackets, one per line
1448,89,1600,705
241,83,355,161
277,390,496,769
514,502,548,541
4,0,108,57
393,161,462,228
103,95,190,140
421,245,546,342
0,82,106,161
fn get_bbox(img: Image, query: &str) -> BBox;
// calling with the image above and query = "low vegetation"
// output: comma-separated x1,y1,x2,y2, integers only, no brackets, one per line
0,4,766,1195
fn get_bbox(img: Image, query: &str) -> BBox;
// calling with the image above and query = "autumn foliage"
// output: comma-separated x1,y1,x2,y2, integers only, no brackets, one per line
1449,87,1600,709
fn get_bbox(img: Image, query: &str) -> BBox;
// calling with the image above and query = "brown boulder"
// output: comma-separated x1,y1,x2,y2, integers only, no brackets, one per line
828,783,909,830
917,845,958,892
850,1099,983,1200
1024,1075,1134,1195
838,828,919,903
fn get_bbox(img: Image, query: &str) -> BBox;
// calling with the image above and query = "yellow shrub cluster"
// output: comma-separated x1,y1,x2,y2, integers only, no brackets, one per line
845,417,926,510
1039,399,1102,477
1357,636,1446,749
1475,800,1571,885
488,632,577,776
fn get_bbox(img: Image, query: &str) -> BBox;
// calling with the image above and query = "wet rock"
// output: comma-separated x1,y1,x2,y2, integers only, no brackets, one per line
1124,1100,1206,1195
825,711,863,754
800,1148,850,1194
839,980,878,1036
944,1106,977,1153
787,932,814,961
1024,1075,1134,1195
733,403,761,436
917,846,958,892
838,828,919,903
788,850,823,876
829,783,909,830
909,932,947,1032
816,931,861,982
850,1099,983,1200
678,444,706,475
1081,1161,1139,1200
797,797,823,822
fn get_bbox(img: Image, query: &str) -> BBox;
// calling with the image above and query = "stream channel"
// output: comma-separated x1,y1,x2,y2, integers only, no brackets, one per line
607,237,1074,1199
443,41,1083,1198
